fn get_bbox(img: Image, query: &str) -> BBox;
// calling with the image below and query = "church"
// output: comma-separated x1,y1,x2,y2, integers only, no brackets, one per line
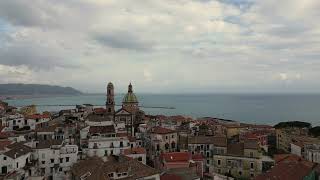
105,82,145,136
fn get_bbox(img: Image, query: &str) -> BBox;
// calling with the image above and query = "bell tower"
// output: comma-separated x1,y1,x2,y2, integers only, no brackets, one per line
106,82,115,114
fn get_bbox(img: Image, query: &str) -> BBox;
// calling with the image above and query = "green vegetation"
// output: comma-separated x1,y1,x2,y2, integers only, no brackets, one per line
309,126,320,137
0,84,82,95
274,121,311,129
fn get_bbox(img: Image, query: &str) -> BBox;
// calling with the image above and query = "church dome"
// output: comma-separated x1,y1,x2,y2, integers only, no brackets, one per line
123,93,138,103
122,83,138,103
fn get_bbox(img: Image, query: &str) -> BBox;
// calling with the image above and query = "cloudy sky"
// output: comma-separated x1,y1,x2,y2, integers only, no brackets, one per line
0,0,319,93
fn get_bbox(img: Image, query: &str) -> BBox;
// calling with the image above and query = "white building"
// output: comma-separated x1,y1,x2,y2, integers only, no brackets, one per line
123,147,147,165
31,140,78,179
86,136,130,157
305,144,320,163
0,143,32,176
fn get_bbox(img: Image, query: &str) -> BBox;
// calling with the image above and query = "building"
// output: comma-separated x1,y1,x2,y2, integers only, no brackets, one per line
71,155,160,180
255,154,320,180
83,125,131,157
213,140,274,179
187,136,227,172
123,147,147,164
159,152,204,180
145,126,178,162
276,127,308,153
31,140,78,179
305,144,320,164
0,142,32,176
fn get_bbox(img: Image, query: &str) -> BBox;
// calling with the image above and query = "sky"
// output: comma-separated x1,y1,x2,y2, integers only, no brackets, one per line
0,0,319,94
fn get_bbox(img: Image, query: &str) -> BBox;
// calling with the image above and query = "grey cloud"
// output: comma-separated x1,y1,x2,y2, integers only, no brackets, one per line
94,31,154,51
0,0,55,27
0,45,75,69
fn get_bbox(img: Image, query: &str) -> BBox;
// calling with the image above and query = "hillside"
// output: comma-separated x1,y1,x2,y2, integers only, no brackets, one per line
0,84,82,96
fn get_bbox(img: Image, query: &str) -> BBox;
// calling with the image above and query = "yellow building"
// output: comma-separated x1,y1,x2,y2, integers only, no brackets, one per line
212,140,273,179
276,127,308,152
20,105,37,116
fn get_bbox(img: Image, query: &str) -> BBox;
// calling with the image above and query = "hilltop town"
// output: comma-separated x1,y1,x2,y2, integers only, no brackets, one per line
0,83,320,180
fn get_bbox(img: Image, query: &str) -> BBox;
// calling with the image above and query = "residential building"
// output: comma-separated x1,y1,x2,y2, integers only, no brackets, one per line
71,155,160,180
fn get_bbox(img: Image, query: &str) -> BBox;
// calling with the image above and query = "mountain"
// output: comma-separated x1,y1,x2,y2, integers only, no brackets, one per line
0,84,82,96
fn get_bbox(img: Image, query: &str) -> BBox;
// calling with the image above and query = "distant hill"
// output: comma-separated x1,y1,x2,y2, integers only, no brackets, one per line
0,84,83,96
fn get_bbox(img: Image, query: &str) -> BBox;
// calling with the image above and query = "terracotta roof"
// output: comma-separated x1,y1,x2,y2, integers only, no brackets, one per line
160,152,191,163
4,144,32,159
123,147,146,155
86,113,112,122
161,174,182,180
191,153,205,160
151,127,175,134
36,124,58,132
227,143,244,156
274,154,301,163
35,140,63,149
0,140,12,151
93,108,106,114
89,125,115,134
244,139,259,150
26,114,50,119
71,156,159,180
255,154,317,180
188,136,227,147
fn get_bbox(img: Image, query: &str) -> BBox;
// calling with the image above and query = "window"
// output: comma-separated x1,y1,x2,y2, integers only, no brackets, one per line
239,171,242,176
117,173,122,177
42,161,45,164
59,168,62,172
110,150,113,155
60,158,63,163
218,169,221,173
206,152,210,158
120,141,123,148
218,160,221,165
138,157,143,161
122,172,127,176
105,150,108,156
51,159,54,163
251,173,254,177
251,162,254,169
172,135,174,138
108,173,114,178
166,136,168,140
250,152,254,157
66,157,70,162
16,162,19,168
207,160,210,164
227,160,231,166
3,157,6,160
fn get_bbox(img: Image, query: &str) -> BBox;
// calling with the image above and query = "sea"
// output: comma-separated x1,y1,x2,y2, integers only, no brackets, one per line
3,93,320,126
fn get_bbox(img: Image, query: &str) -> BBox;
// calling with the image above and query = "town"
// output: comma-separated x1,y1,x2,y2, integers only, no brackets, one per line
0,83,320,180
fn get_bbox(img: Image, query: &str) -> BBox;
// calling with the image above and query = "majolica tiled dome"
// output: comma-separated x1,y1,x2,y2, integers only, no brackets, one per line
122,83,138,103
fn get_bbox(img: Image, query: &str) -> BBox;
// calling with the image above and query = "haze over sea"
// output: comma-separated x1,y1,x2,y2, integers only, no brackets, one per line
4,93,320,126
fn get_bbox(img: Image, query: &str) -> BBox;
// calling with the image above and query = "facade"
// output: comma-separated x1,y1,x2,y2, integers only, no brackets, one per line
305,144,320,164
213,141,274,179
187,136,227,172
32,140,78,179
0,143,32,176
123,147,147,164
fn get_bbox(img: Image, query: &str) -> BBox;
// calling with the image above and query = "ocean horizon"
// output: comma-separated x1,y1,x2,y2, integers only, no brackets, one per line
4,93,320,126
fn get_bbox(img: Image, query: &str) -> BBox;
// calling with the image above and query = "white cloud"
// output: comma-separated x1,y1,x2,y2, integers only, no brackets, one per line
0,0,319,93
